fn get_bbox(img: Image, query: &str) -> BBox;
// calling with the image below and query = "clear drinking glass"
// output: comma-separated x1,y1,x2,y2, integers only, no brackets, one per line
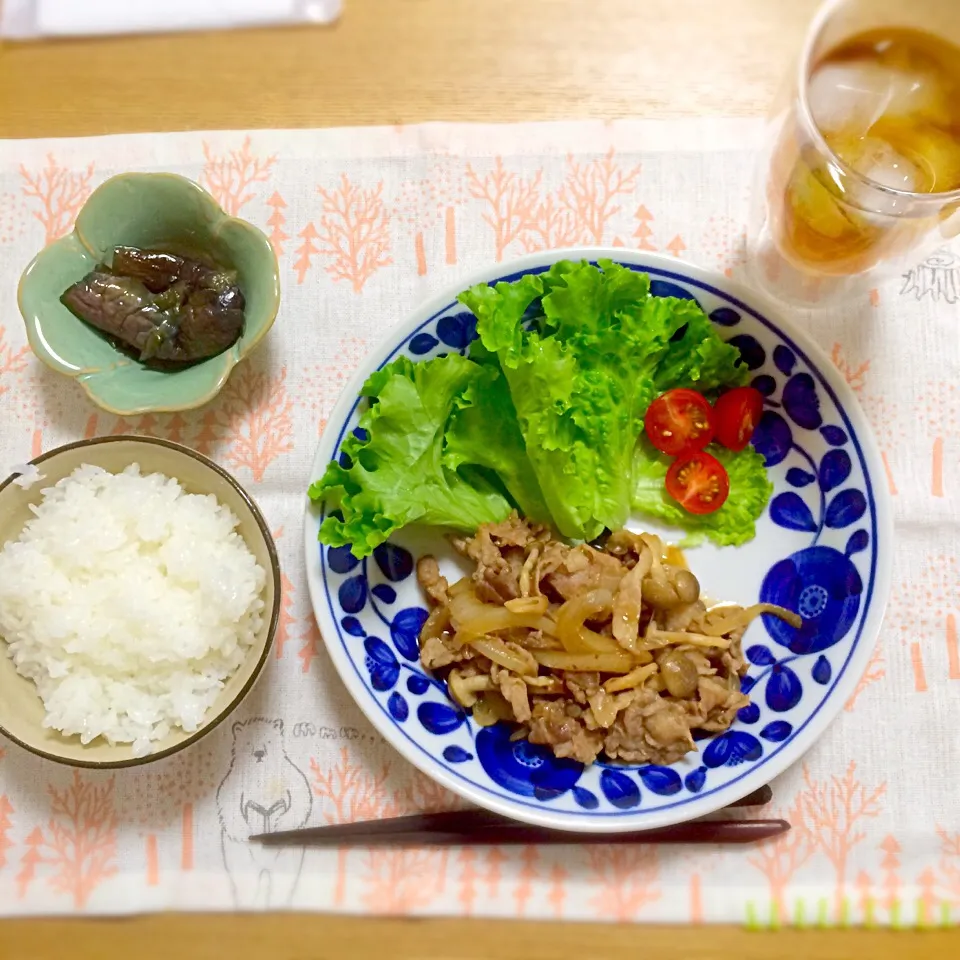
746,0,960,306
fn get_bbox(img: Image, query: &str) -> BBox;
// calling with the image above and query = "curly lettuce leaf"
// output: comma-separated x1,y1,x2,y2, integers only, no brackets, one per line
631,438,772,547
650,300,750,395
459,259,747,542
311,354,512,558
444,362,551,523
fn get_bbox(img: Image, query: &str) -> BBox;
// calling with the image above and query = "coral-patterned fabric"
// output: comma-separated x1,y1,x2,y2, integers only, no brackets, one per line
0,121,957,924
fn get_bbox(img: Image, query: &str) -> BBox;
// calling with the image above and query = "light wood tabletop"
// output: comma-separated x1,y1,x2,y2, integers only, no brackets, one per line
0,1,954,957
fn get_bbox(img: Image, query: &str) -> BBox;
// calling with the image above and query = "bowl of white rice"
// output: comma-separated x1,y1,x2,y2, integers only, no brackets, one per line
0,436,280,767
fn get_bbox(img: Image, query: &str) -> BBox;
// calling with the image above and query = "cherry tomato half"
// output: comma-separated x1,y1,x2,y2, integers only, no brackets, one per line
644,388,715,456
713,386,764,452
665,450,730,515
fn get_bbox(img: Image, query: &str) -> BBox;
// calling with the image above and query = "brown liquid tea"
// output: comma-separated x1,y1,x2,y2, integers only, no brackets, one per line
769,27,960,275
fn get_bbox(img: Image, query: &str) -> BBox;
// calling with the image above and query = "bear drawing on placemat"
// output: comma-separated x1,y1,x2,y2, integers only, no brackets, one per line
901,248,960,303
217,718,312,907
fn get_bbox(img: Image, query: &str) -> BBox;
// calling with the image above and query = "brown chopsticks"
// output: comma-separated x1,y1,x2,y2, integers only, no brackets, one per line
250,784,783,848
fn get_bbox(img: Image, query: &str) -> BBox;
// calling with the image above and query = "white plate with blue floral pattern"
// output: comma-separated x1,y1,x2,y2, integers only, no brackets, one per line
303,249,893,832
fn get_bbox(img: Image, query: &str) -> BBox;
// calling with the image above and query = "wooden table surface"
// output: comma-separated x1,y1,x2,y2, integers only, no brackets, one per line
0,1,953,957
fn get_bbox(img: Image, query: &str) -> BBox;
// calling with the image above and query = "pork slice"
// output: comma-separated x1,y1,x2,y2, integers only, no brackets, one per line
537,540,571,578
691,676,749,732
474,547,524,603
604,696,696,765
483,513,544,548
546,547,625,600
564,672,601,705
416,555,449,605
528,700,605,764
493,671,532,723
421,635,471,670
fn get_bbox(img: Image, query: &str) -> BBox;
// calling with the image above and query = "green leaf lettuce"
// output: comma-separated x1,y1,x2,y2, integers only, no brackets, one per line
631,438,772,547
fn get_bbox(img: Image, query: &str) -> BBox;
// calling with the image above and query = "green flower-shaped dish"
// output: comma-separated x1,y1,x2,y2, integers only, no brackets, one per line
18,173,281,416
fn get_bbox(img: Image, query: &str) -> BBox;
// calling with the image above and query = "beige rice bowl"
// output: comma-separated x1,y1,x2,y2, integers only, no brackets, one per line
0,463,267,756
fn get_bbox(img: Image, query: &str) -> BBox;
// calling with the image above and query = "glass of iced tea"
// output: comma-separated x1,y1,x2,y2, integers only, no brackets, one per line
747,0,960,305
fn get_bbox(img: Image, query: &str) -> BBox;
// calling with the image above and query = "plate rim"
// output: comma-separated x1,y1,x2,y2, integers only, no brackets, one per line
302,247,894,832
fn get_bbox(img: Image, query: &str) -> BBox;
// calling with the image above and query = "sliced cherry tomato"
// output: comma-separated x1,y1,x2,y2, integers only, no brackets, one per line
714,386,764,452
644,388,715,456
665,450,730,515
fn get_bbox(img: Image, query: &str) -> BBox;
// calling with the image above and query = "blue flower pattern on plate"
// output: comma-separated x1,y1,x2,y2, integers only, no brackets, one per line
314,260,881,821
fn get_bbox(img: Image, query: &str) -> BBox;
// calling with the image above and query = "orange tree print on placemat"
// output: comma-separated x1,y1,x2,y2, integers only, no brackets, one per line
310,746,407,905
830,343,869,393
92,364,293,478
358,768,462,914
746,794,815,924
0,747,13,873
302,336,370,438
0,794,11,871
201,137,277,218
917,381,959,498
935,826,960,921
457,848,480,915
19,154,95,245
119,746,220,885
270,526,325,673
585,844,660,921
876,835,904,924
887,555,960,691
465,158,542,262
548,149,640,247
844,641,885,710
665,234,687,258
208,362,295,483
466,150,640,260
395,164,465,275
850,833,914,926
0,191,29,245
274,559,297,662
394,176,436,275
546,859,568,918
9,363,80,458
17,771,117,909
830,343,904,497
89,409,227,467
0,325,29,400
699,215,747,277
295,175,392,291
798,760,886,922
297,614,322,675
265,191,289,256
633,205,658,251
101,411,194,445
359,846,450,915
666,843,730,923
512,845,539,916
436,165,466,266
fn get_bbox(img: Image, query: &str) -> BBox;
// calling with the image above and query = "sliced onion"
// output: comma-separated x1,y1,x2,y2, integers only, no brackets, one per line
419,605,451,645
699,602,803,636
556,588,618,653
472,692,515,727
505,595,548,615
604,662,658,693
612,563,643,648
450,589,553,640
533,650,637,674
644,627,732,650
469,637,538,676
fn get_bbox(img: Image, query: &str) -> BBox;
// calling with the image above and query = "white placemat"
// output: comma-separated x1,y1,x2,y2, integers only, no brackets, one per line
0,120,957,925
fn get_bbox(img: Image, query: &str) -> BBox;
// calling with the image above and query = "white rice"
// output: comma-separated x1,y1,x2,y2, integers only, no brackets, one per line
0,463,267,756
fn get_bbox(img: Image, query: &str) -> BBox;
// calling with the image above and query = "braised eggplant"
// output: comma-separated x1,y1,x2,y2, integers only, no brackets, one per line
60,246,245,365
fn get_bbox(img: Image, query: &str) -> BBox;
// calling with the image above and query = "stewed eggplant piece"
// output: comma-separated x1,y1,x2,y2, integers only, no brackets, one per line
61,246,245,365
